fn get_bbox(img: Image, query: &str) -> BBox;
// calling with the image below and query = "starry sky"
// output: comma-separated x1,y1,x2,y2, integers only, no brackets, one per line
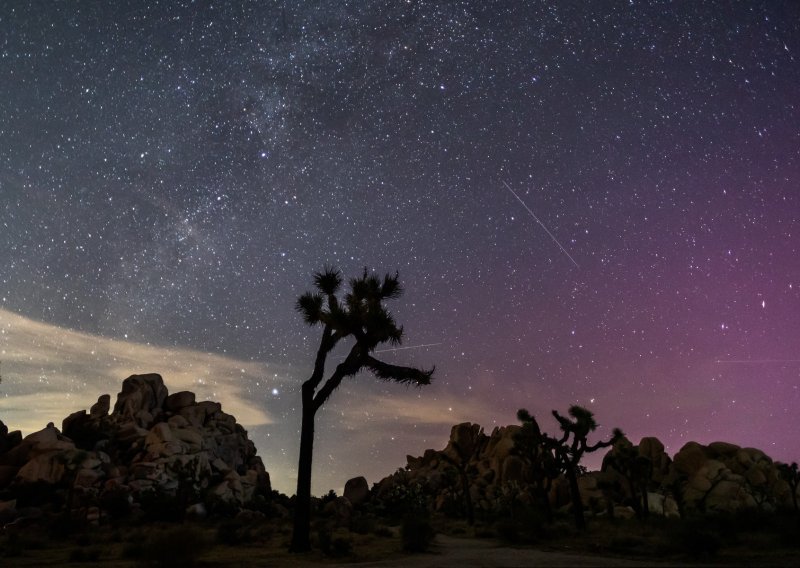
1,1,799,495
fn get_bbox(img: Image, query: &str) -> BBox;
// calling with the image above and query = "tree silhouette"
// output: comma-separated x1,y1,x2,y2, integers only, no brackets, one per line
603,438,653,518
661,468,688,518
515,406,621,530
514,409,561,522
551,406,623,530
440,424,484,525
289,267,434,552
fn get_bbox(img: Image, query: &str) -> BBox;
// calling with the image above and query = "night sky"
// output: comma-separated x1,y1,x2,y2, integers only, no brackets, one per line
1,1,799,495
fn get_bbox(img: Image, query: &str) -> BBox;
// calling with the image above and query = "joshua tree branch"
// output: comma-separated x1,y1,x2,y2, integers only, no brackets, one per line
363,355,434,385
312,348,362,411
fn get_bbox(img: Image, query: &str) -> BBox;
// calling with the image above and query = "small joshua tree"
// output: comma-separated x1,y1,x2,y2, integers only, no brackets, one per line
551,406,623,530
440,425,484,525
514,409,561,522
516,406,622,530
604,438,653,518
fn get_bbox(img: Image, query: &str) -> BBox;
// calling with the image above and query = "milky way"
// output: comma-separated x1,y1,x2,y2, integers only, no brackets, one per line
1,1,799,494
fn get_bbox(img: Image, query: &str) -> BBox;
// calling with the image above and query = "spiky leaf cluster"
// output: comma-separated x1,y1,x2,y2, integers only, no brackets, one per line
296,267,433,389
296,268,406,350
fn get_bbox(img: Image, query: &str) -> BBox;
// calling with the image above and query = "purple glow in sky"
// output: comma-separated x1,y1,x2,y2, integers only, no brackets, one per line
1,1,799,494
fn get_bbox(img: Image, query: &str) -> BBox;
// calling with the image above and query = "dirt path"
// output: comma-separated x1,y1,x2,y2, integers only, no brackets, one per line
336,534,672,567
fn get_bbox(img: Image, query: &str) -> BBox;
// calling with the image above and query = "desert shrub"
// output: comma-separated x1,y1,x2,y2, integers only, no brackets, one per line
217,518,244,545
10,532,47,550
205,494,240,518
68,547,101,562
121,539,145,560
12,481,58,508
141,525,208,567
495,518,521,544
317,526,353,557
474,527,496,538
330,535,353,557
608,534,646,552
138,491,183,522
376,482,428,521
216,516,265,545
674,521,720,559
316,525,331,553
0,534,24,558
438,491,465,519
401,514,435,553
493,507,549,545
50,514,82,539
253,521,276,542
776,513,800,548
351,513,377,535
100,488,132,519
320,489,338,506
0,530,48,558
242,493,273,516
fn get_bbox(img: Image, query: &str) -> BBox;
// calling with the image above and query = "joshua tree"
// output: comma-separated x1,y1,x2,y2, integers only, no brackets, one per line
289,267,434,552
440,425,484,525
604,438,653,518
514,409,561,522
551,406,623,530
661,468,688,518
515,406,621,530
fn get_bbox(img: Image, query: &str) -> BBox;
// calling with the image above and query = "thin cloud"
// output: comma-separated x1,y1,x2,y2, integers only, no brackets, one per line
0,308,275,433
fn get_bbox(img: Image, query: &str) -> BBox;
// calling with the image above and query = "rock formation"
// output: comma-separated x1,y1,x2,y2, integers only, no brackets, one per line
0,373,271,523
667,440,789,513
371,422,799,520
374,423,529,518
343,476,370,506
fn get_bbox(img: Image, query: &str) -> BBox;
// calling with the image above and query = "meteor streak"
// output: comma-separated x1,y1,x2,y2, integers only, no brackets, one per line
502,181,580,269
715,359,800,364
375,342,443,353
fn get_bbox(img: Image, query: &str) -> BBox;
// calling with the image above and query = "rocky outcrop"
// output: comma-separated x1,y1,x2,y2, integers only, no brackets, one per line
374,423,533,517
667,440,789,513
0,374,271,522
343,476,370,506
373,422,799,520
0,421,23,488
594,435,678,517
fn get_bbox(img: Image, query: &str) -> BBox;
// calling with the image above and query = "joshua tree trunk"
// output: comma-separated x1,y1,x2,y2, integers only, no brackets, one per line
625,477,643,518
566,468,586,531
537,484,553,523
290,385,317,552
640,482,650,518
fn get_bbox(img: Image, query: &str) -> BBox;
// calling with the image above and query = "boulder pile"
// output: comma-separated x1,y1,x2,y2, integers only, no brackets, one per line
371,422,798,519
668,440,790,513
0,373,270,523
373,423,530,516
